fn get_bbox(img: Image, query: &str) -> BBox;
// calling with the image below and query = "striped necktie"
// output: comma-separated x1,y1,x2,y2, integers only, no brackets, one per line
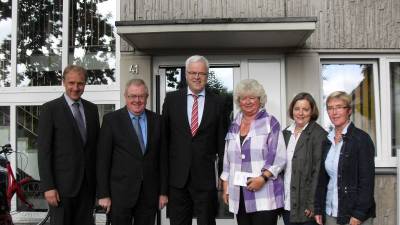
190,94,199,136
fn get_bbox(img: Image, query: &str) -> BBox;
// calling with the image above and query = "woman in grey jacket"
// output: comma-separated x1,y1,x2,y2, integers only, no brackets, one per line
282,92,327,225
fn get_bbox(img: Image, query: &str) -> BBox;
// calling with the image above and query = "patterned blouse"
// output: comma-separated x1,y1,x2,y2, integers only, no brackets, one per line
220,108,286,214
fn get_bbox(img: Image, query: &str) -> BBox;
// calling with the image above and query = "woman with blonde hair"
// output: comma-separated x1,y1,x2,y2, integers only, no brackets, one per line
314,91,375,225
220,79,286,225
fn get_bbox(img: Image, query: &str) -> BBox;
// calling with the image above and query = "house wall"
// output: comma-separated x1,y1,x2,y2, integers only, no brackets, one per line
117,1,400,224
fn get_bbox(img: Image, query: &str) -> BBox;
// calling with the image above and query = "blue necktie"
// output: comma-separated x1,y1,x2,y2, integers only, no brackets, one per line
133,116,145,154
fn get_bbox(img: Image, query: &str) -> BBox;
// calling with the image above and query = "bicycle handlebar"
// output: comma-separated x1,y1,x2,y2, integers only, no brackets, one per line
0,144,13,155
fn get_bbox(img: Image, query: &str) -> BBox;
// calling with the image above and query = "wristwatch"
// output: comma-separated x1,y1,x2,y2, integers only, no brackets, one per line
261,173,268,182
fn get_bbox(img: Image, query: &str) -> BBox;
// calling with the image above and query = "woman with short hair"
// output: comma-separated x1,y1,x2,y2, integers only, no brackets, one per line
220,79,286,225
314,91,376,225
282,92,327,225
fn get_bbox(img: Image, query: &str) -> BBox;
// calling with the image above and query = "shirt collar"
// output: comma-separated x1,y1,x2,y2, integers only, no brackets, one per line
187,87,206,97
287,122,309,134
128,110,146,120
328,121,351,140
64,93,82,106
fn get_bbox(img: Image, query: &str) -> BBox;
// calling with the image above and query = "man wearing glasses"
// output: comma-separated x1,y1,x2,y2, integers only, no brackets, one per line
162,55,227,225
97,79,168,225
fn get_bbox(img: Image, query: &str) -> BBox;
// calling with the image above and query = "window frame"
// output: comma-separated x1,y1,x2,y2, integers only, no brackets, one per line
0,0,121,220
381,57,400,167
320,55,400,167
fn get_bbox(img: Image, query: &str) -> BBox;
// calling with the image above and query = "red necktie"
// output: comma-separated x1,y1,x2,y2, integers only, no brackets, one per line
190,95,199,136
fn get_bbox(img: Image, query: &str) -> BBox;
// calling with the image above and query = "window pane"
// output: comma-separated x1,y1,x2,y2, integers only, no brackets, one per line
321,64,376,146
69,0,116,85
0,0,11,87
97,104,115,124
16,0,63,87
0,106,10,210
391,62,400,156
16,105,43,211
15,104,115,211
0,106,10,146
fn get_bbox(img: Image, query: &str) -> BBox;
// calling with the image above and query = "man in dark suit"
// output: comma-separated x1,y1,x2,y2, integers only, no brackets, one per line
38,65,100,225
97,79,168,225
162,55,226,225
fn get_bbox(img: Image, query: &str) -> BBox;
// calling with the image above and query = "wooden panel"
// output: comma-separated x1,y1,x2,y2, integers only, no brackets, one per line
120,0,399,49
124,0,285,20
287,0,400,48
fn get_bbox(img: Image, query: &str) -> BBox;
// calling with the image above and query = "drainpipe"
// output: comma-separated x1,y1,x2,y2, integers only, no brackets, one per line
396,148,400,224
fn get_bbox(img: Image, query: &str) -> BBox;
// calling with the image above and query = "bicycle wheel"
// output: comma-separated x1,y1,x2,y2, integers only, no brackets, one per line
18,180,49,224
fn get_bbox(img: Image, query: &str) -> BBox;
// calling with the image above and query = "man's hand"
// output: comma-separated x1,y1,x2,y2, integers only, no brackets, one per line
349,217,361,225
314,215,323,225
98,197,112,213
159,195,168,209
44,189,60,207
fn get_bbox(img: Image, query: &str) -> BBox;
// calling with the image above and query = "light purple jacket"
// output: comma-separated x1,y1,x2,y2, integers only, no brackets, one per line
220,109,286,214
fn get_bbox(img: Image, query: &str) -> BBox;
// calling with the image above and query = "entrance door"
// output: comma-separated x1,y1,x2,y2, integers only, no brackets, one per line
152,55,285,225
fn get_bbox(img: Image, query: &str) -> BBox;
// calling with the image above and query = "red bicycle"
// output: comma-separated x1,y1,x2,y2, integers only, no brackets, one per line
0,144,49,225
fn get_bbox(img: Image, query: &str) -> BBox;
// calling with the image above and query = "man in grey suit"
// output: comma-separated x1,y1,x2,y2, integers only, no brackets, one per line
38,65,100,225
97,79,168,225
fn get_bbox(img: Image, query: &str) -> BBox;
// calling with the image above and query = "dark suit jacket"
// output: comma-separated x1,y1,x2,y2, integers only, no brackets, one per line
282,121,327,223
96,108,167,208
38,95,100,197
162,88,226,191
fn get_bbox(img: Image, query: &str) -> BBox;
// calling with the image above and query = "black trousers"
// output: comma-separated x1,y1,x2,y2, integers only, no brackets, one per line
168,183,218,225
49,177,95,225
236,188,281,225
111,183,157,225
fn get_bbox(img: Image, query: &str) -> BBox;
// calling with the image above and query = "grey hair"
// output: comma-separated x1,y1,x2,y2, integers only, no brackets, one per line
63,65,87,81
326,91,352,108
124,78,149,96
185,55,209,71
234,79,267,108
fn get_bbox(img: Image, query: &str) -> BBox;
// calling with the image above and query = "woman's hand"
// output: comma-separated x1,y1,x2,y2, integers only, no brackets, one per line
304,209,314,218
349,217,361,225
246,176,266,192
314,215,323,225
222,180,229,205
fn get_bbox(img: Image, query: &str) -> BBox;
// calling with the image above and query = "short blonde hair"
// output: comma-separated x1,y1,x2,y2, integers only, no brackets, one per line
234,79,267,108
326,91,352,108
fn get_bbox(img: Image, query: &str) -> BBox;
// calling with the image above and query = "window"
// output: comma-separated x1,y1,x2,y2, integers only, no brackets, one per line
17,0,63,86
15,104,115,210
0,0,12,87
321,63,378,145
0,106,10,145
69,0,116,85
391,62,400,156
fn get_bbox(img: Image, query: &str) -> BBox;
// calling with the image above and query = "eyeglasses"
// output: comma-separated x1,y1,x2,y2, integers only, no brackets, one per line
127,95,147,101
187,71,208,77
327,105,349,112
